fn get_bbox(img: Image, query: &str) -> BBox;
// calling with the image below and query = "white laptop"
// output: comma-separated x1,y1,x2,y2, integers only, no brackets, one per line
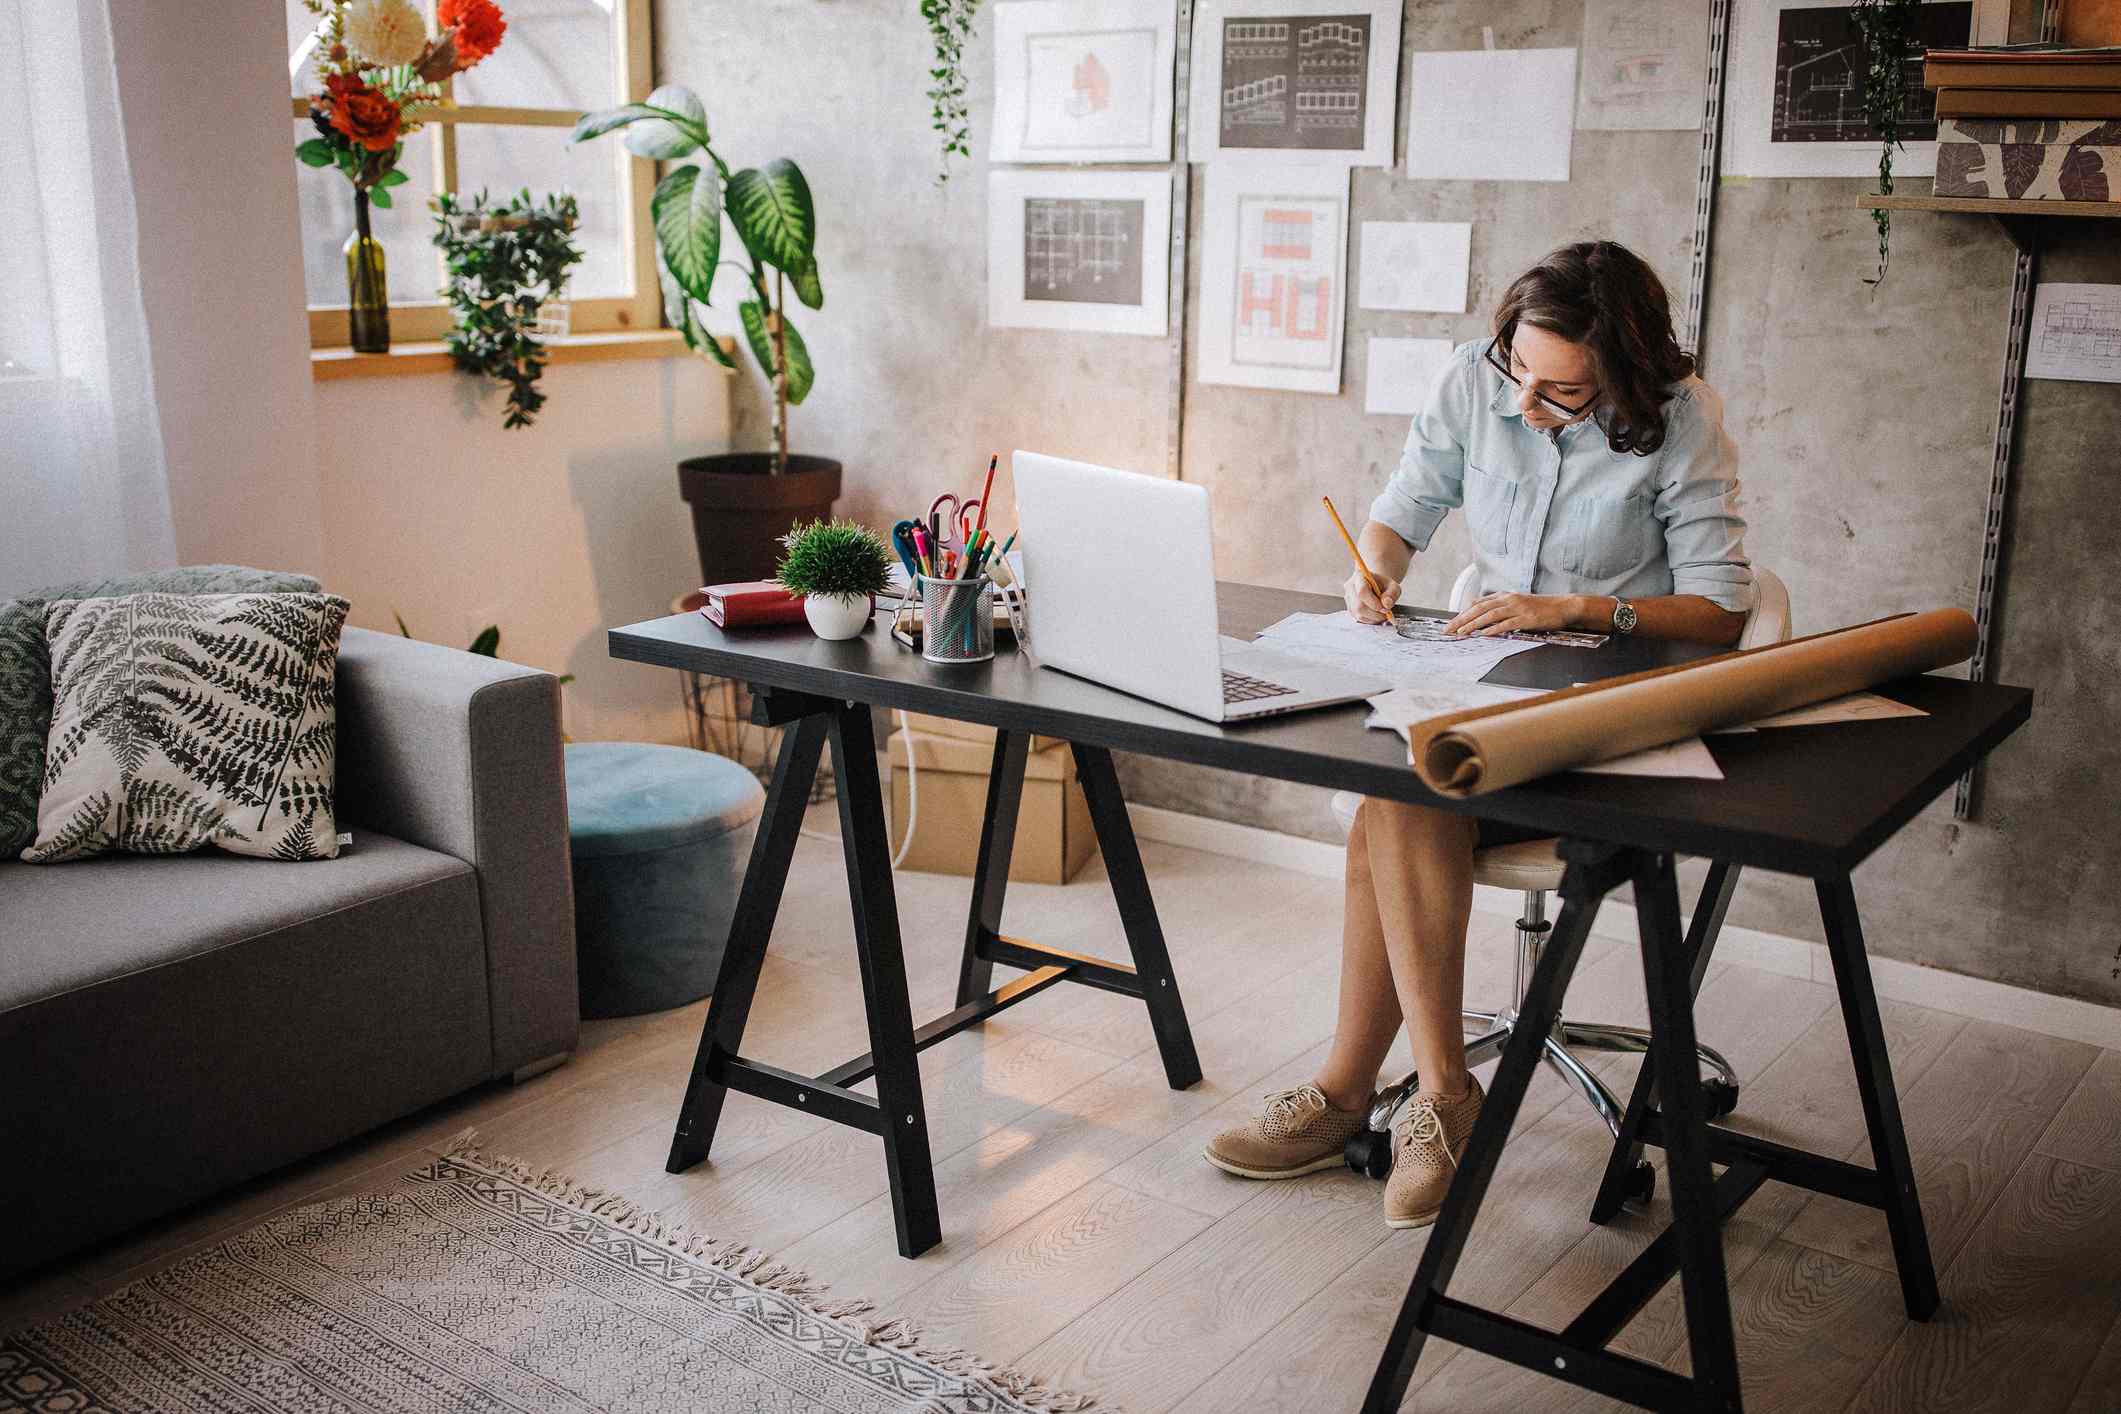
1014,451,1385,722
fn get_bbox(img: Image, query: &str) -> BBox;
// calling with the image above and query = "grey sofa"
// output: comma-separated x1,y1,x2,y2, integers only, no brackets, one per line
1,626,578,1278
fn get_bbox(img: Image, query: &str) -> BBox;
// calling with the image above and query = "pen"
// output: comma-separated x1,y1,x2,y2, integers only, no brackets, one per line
975,453,996,535
1322,496,1385,604
998,530,1016,557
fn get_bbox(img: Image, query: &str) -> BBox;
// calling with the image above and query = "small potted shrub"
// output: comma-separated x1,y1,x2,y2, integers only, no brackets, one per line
775,519,892,640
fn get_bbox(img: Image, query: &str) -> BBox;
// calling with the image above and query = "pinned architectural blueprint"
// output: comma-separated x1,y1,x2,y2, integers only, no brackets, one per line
1197,163,1349,393
1365,337,1455,417
990,1,1175,164
2025,283,2121,384
1405,47,1579,183
1722,0,2000,178
1576,0,1711,132
1188,0,1403,168
1358,221,1471,313
987,169,1171,336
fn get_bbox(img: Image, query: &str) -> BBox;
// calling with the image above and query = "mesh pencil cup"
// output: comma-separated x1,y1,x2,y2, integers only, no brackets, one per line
918,574,994,664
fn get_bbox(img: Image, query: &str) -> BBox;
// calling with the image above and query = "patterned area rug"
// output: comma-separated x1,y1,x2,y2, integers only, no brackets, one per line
0,1139,1108,1413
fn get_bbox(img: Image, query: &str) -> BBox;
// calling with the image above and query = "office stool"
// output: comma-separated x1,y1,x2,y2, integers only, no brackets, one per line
1335,565,1790,1202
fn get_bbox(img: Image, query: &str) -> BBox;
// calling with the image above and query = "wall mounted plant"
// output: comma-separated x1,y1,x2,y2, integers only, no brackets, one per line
1851,0,1922,286
432,189,583,429
922,0,982,182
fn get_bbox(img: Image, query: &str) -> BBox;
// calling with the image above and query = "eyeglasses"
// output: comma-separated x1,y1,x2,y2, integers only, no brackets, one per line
1484,337,1598,420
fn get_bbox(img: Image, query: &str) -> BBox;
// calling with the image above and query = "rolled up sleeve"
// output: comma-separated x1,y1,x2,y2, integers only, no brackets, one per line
1368,342,1477,552
1653,383,1753,614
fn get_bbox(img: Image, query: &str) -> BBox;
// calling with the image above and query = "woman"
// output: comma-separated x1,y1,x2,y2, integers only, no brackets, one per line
1205,241,1753,1229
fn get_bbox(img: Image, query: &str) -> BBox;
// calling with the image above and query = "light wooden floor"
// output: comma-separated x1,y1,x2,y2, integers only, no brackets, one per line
9,824,2120,1413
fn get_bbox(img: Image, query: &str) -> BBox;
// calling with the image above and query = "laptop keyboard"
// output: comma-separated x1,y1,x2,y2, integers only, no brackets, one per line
1222,668,1298,705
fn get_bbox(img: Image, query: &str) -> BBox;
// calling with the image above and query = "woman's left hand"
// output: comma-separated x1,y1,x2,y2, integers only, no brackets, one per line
1444,592,1585,637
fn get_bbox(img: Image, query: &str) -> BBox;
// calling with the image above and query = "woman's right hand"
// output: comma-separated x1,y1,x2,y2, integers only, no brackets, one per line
1344,570,1401,624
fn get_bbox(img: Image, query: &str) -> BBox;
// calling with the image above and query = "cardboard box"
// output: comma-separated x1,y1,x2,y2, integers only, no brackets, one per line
900,712,1062,755
886,729,1096,884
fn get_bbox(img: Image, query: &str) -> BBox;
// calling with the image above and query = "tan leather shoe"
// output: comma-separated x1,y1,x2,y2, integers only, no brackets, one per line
1383,1075,1485,1229
1204,1083,1369,1180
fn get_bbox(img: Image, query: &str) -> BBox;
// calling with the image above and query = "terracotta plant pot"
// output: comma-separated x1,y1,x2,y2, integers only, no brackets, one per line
803,592,872,640
677,453,842,588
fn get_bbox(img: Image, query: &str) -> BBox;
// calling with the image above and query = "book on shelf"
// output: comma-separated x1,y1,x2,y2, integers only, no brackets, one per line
1935,87,2121,119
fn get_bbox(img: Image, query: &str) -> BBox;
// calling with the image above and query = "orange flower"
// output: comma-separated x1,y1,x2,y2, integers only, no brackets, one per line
436,0,506,66
323,74,402,153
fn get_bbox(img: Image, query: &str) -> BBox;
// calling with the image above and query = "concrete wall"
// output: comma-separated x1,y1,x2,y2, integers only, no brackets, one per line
657,1,2118,1007
315,358,733,745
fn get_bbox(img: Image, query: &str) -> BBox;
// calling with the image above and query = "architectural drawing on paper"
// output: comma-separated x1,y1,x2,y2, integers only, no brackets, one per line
1771,2,1970,145
1219,14,1370,151
1022,197,1145,307
1577,0,1710,131
1231,194,1340,368
2026,283,2121,383
1020,26,1161,154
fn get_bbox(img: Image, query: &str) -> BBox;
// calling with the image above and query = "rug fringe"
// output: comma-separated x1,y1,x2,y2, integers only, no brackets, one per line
438,1132,1114,1413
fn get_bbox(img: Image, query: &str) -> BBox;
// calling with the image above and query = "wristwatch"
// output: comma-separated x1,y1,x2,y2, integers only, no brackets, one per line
1611,597,1638,635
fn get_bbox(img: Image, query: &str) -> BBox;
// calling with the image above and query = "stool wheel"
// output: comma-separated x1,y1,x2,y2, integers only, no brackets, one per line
1703,1079,1740,1120
1624,1160,1656,1207
1346,1128,1393,1180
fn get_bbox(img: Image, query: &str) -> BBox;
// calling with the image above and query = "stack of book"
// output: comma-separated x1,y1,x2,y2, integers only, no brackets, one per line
1925,46,2121,201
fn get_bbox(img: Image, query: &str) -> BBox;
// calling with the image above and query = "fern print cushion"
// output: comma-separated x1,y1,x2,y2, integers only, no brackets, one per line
25,592,351,863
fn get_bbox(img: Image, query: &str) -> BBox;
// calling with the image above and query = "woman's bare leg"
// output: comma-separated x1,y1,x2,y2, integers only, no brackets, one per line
1361,797,1478,1099
1313,801,1405,1112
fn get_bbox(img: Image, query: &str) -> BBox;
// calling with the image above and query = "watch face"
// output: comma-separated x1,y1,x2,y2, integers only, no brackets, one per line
1615,600,1638,633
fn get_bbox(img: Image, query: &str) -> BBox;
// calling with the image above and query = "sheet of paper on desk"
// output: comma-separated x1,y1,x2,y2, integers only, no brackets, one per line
1744,691,1930,730
1255,612,1541,684
1365,682,1544,734
1570,737,1723,780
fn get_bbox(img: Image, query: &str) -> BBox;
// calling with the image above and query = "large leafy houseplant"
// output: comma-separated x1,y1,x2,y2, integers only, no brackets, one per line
572,86,821,473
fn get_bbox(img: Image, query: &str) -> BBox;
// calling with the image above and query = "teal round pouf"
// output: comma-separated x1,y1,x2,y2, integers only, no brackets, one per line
564,742,765,1018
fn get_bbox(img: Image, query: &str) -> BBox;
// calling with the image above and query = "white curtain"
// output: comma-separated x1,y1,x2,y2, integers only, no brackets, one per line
0,0,175,597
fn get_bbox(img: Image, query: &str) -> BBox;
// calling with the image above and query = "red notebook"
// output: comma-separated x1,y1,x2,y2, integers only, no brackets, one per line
700,581,807,628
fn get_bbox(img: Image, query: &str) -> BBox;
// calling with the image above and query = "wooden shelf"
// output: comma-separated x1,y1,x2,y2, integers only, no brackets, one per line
311,328,735,380
1857,193,2121,219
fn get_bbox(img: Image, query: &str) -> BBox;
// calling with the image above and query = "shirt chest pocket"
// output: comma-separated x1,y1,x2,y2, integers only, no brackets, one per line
1563,487,1661,579
1461,464,1518,558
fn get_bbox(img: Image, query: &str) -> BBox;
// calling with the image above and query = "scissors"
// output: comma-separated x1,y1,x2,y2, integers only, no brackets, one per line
927,493,982,552
890,520,925,579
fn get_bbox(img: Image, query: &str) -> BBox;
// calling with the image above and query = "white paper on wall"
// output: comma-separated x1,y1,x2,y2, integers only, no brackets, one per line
1197,163,1349,394
987,168,1172,336
1357,221,1471,313
1364,337,1455,416
2025,283,2121,384
1405,48,1578,183
1576,0,1711,132
1720,0,2004,178
1187,0,1404,169
990,0,1176,164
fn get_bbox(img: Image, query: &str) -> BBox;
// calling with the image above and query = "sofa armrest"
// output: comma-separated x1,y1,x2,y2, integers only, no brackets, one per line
335,626,577,1074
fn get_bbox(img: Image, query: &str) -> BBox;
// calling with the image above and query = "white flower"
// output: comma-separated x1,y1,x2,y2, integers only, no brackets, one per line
343,0,427,67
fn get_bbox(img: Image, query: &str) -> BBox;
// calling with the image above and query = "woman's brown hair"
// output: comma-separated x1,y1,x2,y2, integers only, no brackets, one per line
1492,241,1694,456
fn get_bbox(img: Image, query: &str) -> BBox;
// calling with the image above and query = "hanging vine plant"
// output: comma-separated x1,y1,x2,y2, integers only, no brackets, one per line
921,0,981,182
1850,0,1923,287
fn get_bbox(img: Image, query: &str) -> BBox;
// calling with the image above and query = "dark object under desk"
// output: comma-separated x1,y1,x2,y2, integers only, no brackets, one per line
608,582,2030,1414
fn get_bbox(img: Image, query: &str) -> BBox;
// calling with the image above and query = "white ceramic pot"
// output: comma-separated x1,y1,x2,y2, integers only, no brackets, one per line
803,592,871,640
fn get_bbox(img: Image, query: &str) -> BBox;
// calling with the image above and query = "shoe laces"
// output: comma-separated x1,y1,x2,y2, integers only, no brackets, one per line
1259,1084,1330,1140
1395,1095,1457,1169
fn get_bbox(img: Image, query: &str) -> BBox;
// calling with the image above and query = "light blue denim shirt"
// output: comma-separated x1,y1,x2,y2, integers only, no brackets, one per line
1369,339,1753,614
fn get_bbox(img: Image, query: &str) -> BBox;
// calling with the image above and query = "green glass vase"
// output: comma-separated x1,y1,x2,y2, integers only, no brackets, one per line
345,187,390,354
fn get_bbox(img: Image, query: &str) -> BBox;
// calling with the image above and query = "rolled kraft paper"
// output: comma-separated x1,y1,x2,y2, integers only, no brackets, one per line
1409,608,1977,798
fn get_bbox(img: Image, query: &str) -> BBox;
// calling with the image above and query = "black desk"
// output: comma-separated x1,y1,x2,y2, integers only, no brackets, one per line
609,582,2030,1414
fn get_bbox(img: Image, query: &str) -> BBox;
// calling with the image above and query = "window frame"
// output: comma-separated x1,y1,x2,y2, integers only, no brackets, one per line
293,0,659,348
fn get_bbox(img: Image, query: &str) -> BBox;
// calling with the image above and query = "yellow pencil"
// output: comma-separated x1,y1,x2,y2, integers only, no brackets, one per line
1322,496,1384,602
